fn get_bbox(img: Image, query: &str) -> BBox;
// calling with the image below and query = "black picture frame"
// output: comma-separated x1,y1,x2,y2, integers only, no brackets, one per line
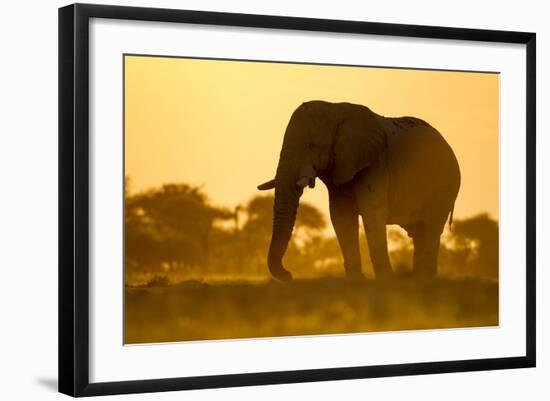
59,3,536,397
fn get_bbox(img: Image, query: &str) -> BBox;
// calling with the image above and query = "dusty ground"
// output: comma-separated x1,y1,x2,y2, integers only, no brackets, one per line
124,276,498,344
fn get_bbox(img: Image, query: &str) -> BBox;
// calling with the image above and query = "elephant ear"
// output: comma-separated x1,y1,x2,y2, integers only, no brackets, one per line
332,113,387,187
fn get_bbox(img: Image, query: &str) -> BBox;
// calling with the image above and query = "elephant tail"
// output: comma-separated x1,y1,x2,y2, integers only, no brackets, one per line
448,204,455,231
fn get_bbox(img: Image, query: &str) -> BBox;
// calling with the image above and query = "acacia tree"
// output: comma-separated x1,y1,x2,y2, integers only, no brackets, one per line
450,213,499,279
125,182,232,277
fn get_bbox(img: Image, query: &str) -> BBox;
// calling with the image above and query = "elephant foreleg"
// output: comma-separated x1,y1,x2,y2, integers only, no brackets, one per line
411,223,442,279
362,216,393,280
353,161,392,280
328,190,363,279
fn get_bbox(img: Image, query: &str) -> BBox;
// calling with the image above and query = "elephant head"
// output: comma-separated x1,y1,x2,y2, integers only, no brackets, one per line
257,101,387,281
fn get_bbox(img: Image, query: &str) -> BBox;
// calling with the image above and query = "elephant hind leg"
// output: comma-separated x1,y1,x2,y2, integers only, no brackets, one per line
411,222,444,279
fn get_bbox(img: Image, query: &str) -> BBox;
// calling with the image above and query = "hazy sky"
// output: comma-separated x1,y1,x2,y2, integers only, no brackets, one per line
125,55,499,221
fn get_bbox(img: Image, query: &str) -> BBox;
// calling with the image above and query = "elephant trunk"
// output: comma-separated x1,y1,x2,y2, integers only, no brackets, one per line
267,175,300,281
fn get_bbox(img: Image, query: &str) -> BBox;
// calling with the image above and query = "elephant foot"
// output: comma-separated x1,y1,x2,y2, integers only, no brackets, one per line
345,270,366,281
269,265,293,282
414,271,438,282
375,270,394,282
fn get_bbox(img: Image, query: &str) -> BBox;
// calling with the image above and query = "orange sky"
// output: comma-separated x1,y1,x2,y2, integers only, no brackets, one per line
124,55,499,222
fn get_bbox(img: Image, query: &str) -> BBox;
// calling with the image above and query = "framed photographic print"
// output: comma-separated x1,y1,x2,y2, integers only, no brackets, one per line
58,3,536,397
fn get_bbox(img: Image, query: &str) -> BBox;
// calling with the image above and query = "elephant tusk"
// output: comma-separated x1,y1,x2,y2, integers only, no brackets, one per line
257,179,276,190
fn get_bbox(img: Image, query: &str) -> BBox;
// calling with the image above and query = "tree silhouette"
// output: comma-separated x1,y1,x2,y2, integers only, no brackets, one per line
450,213,499,279
125,179,499,283
125,182,232,278
387,227,413,275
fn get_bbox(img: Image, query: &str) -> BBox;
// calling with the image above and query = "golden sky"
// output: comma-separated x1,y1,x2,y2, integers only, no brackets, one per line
125,55,499,221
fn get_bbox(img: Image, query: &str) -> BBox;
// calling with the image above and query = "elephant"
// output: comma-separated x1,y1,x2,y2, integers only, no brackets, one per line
257,100,460,281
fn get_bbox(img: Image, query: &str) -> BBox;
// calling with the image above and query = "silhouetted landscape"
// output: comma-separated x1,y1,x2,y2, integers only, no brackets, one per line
124,179,498,344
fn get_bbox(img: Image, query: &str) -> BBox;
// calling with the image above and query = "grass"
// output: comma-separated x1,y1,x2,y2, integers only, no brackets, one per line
124,276,498,344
